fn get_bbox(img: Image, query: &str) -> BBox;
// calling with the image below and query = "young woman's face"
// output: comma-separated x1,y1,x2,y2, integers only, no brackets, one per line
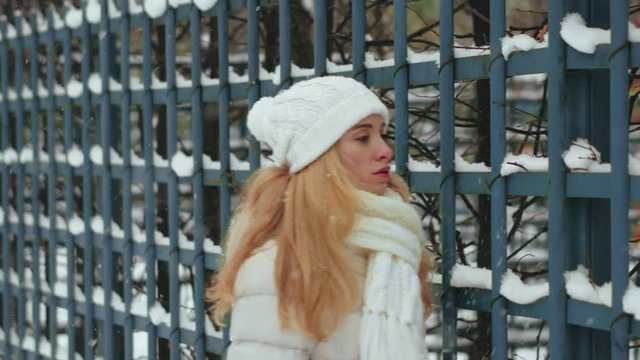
336,114,392,195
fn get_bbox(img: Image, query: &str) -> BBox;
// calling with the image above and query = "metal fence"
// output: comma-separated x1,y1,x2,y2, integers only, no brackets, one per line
0,0,639,359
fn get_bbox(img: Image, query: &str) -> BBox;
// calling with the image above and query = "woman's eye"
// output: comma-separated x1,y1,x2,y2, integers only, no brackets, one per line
356,135,370,143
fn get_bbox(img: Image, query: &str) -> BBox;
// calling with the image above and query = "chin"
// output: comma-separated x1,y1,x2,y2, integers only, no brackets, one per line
369,185,388,196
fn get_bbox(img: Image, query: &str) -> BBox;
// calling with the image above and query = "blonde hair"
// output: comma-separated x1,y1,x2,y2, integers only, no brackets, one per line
206,147,432,340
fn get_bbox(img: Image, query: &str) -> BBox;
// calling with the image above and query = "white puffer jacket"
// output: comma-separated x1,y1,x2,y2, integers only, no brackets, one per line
227,240,367,360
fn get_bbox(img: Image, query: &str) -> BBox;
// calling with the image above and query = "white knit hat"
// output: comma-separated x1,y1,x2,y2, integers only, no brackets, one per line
247,76,390,173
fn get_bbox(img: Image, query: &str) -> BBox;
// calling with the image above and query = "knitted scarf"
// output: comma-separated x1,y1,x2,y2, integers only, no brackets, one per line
348,189,428,360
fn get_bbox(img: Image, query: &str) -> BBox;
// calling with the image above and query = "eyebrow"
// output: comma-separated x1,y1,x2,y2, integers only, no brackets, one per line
350,123,374,131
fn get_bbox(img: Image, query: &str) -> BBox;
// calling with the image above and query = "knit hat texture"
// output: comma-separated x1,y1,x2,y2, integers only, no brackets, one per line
247,76,390,173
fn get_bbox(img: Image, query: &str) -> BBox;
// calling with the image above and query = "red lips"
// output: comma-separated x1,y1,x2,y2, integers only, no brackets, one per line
374,166,391,176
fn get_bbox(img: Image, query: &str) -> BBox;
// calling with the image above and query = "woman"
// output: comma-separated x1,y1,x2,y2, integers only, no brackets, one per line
207,76,432,360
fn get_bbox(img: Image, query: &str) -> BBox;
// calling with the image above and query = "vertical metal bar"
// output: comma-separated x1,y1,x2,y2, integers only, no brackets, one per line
489,0,508,358
278,0,291,89
564,2,610,356
165,6,180,360
61,12,77,360
438,0,456,358
247,0,260,169
190,7,206,359
313,0,327,76
609,1,630,358
218,0,231,240
44,9,59,358
142,13,158,360
27,14,42,358
217,8,233,355
0,19,12,359
99,1,115,358
393,0,408,178
120,1,134,359
351,0,365,83
80,2,95,357
547,0,568,358
14,16,30,360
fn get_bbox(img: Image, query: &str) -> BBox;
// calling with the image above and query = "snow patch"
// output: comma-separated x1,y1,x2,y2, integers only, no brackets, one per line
68,215,85,235
560,13,610,54
407,154,489,173
86,0,102,24
451,264,492,290
500,33,548,60
4,22,16,39
562,138,601,172
500,270,549,304
560,13,640,54
132,262,146,282
66,77,83,98
169,0,191,7
3,148,18,164
365,52,394,69
271,64,314,85
67,145,84,167
129,0,144,14
564,265,611,306
407,157,439,172
171,151,194,177
501,153,549,176
326,60,353,73
407,48,439,65
64,3,83,29
455,153,490,172
144,0,167,19
623,282,640,320
194,0,217,11
149,301,169,326
204,237,222,254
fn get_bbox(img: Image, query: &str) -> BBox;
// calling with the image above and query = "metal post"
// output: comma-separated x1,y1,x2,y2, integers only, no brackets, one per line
14,16,30,360
43,10,59,358
247,0,261,169
489,1,508,358
278,0,291,88
313,0,327,76
609,1,630,358
190,7,206,359
439,0,457,358
142,13,158,360
61,9,77,359
165,6,180,360
99,1,115,358
80,3,95,357
120,0,134,358
547,0,569,358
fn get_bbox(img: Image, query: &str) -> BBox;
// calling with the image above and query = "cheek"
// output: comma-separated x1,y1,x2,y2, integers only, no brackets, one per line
348,156,370,180
339,147,367,177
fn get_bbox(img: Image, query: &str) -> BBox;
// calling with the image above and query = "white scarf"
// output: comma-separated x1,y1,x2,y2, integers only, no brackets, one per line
348,189,428,360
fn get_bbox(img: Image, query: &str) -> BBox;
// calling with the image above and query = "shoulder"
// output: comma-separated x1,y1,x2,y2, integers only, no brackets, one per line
234,240,278,297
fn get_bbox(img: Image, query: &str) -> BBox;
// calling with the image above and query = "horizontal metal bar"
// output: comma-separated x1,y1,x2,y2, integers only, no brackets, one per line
10,163,251,185
12,162,640,199
0,224,219,269
2,44,640,111
0,1,247,46
443,285,640,337
411,172,640,199
0,293,224,354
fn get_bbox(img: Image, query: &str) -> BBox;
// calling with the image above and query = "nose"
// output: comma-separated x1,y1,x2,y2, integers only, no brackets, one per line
375,135,392,162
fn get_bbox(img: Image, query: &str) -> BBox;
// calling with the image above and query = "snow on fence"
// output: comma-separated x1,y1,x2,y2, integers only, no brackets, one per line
0,1,640,360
